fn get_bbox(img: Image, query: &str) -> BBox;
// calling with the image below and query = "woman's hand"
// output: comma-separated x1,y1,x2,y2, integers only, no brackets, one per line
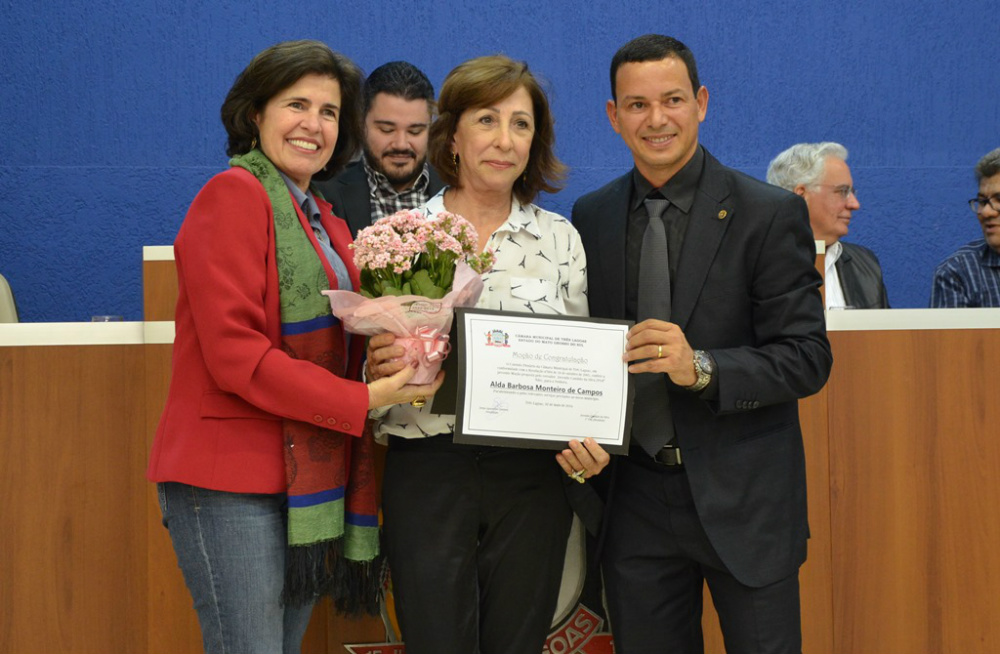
366,332,445,409
367,363,445,410
556,437,611,482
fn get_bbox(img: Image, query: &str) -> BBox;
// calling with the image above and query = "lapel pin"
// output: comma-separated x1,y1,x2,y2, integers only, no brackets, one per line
717,209,728,220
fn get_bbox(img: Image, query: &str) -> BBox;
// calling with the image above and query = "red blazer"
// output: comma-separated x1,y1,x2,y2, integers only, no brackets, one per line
147,168,369,493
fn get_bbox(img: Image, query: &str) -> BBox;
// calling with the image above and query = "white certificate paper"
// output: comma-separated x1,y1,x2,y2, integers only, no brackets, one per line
454,309,633,453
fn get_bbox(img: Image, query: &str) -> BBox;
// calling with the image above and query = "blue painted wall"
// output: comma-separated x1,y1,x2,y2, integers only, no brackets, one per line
1,0,996,320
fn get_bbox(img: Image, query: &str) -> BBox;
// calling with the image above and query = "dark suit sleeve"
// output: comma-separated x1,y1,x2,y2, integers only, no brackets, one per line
311,176,343,214
875,281,889,308
838,243,890,309
710,193,832,413
311,163,372,238
867,247,891,308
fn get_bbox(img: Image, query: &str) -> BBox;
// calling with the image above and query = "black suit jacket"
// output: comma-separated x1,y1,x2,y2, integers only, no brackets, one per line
836,242,890,308
571,150,832,587
312,161,445,237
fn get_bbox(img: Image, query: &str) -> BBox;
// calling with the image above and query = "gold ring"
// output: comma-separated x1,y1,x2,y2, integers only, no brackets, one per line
568,469,586,484
410,396,426,408
657,344,663,359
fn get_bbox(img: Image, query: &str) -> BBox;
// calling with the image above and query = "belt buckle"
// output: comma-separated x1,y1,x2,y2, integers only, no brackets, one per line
654,444,683,466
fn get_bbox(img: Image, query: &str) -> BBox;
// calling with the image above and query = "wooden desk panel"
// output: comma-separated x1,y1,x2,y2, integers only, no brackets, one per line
0,345,147,654
143,260,178,323
799,388,834,654
2,248,987,653
829,329,1000,654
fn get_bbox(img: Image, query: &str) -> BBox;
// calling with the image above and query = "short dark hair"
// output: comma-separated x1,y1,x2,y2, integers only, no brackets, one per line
975,147,1000,182
220,39,363,180
428,55,565,205
610,34,700,102
363,61,435,116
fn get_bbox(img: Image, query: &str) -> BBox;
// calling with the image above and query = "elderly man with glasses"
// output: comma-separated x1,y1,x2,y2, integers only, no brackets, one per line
767,142,890,309
930,147,1000,308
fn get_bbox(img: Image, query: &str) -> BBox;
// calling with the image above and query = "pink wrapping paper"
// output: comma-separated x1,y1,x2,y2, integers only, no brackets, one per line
323,262,484,384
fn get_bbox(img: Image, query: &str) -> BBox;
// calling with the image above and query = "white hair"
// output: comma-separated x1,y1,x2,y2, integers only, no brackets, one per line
766,142,849,191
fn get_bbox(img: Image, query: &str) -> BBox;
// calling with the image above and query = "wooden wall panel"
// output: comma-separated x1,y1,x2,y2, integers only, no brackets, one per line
0,345,147,654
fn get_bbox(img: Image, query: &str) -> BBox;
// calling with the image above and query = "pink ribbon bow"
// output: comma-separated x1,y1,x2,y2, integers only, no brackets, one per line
413,325,451,363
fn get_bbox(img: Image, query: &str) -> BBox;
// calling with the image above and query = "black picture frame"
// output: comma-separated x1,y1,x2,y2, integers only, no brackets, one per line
451,307,634,453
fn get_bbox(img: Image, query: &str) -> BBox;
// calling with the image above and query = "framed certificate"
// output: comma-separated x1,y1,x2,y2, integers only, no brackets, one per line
453,308,633,453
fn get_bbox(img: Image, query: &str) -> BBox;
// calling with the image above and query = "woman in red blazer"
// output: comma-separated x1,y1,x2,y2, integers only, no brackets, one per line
147,40,440,654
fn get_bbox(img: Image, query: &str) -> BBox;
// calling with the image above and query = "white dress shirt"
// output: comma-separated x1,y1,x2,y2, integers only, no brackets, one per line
824,240,847,309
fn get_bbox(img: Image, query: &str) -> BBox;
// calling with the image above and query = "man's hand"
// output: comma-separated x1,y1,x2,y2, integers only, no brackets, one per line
624,319,697,387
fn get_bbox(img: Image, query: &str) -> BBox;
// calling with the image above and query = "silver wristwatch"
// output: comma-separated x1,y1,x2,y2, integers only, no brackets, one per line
686,350,713,392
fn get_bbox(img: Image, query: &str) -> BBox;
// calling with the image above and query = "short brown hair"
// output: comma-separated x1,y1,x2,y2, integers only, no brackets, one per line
428,55,565,205
220,40,363,180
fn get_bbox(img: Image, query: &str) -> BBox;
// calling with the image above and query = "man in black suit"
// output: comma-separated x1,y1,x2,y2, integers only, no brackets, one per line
767,142,890,309
313,61,444,236
571,35,832,653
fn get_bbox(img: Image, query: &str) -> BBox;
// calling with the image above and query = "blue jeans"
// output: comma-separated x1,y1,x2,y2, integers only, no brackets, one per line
157,482,316,654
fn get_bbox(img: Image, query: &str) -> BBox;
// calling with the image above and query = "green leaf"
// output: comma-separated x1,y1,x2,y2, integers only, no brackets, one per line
409,269,446,299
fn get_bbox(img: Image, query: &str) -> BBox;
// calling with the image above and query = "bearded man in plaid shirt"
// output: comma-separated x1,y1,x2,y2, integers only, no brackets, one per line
315,61,444,236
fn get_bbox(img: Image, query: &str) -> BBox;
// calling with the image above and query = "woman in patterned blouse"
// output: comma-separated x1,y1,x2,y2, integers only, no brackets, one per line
365,55,611,654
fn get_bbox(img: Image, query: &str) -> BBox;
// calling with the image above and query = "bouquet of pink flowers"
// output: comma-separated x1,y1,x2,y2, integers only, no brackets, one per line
324,209,495,385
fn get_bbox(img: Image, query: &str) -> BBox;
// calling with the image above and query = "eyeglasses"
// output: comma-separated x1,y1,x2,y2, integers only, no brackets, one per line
813,184,857,200
969,195,1000,213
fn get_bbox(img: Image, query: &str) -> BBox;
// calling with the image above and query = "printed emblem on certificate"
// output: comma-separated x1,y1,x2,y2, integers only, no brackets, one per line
454,308,633,453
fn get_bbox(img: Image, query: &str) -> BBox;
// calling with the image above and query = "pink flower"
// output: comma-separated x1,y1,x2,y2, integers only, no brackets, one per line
352,209,493,298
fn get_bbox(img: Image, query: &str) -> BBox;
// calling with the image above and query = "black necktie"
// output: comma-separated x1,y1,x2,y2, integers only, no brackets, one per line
637,198,671,321
632,196,676,455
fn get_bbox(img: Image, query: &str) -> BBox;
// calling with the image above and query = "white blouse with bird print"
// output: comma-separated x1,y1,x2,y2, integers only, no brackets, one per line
372,188,589,440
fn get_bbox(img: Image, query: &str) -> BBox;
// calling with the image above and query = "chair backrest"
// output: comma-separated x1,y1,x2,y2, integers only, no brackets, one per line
0,274,19,322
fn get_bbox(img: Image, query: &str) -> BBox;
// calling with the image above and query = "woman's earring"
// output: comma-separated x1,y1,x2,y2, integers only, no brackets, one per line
452,152,458,169
250,137,258,150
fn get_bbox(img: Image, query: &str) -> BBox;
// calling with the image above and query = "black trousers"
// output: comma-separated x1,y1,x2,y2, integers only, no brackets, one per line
602,457,802,654
382,435,573,654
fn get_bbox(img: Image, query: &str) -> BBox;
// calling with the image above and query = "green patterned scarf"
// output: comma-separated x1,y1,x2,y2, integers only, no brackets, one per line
230,149,383,615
